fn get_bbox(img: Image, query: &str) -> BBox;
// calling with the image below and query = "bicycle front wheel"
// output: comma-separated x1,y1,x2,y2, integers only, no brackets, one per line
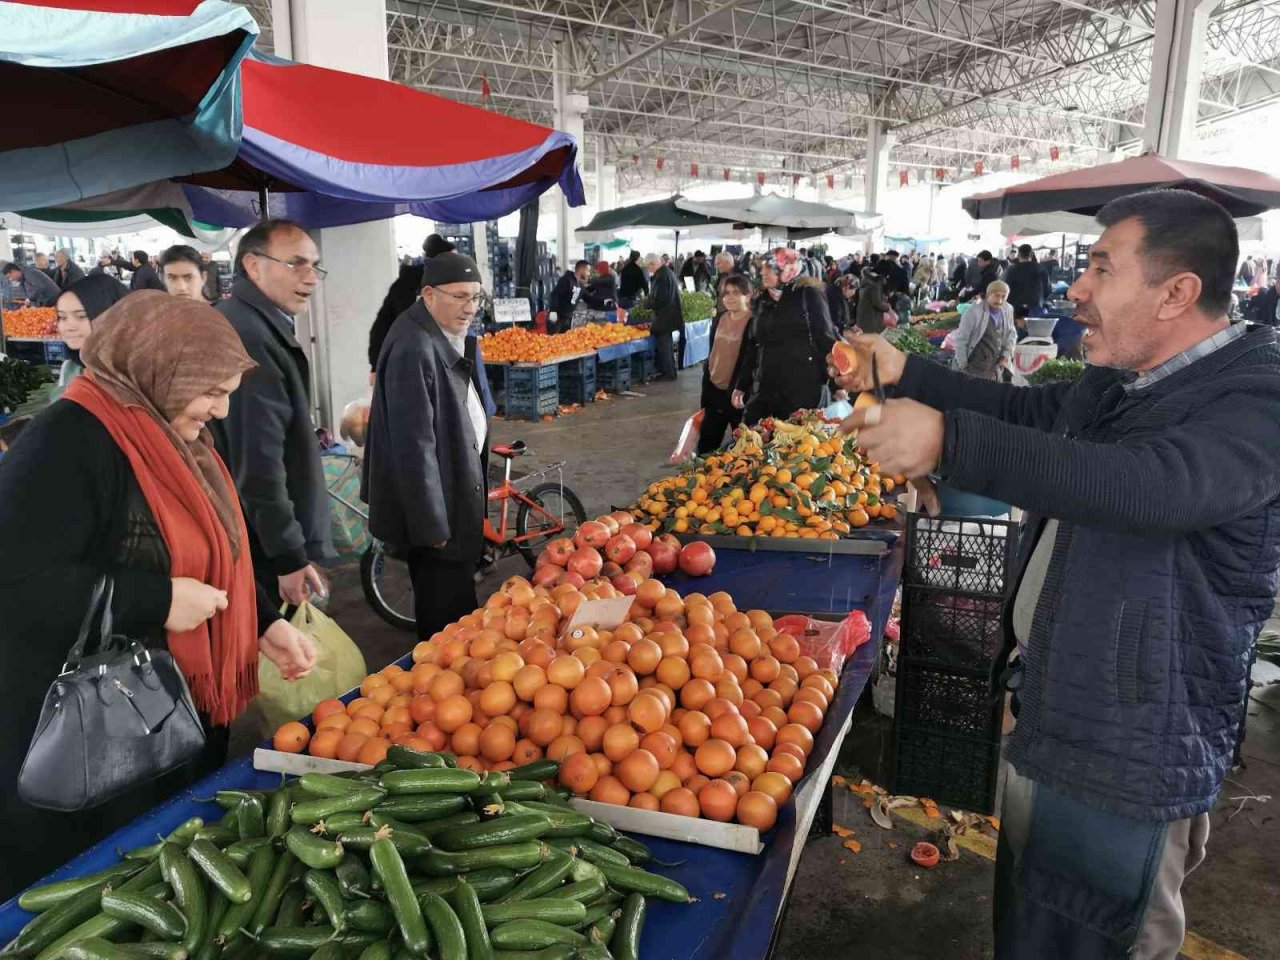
514,482,587,568
360,542,417,632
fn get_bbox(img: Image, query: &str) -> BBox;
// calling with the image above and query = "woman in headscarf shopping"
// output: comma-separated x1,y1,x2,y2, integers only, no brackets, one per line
50,273,128,401
951,279,1018,379
732,248,838,424
0,292,317,899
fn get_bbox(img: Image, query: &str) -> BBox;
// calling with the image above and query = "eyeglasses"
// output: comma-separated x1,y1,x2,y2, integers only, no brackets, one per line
431,289,488,306
252,252,328,280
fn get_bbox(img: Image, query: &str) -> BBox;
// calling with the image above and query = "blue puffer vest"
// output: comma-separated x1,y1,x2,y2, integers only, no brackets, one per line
1003,329,1280,821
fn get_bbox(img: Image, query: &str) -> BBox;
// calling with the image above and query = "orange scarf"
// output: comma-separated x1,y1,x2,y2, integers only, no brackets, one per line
65,375,259,725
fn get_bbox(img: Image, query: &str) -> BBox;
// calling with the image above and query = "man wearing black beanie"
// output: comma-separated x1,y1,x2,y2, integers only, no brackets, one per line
362,252,496,636
367,233,455,377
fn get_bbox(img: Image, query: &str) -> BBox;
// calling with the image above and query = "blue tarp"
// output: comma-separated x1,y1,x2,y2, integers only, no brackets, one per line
681,317,713,366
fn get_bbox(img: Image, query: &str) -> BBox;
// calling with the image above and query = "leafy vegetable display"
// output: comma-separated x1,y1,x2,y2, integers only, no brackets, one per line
884,328,938,356
1026,358,1085,384
0,357,54,410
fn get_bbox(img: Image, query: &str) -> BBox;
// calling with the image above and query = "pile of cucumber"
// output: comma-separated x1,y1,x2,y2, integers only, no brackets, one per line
5,750,692,960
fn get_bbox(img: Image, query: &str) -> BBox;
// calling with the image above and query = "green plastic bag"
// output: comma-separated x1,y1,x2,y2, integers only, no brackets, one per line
246,602,368,737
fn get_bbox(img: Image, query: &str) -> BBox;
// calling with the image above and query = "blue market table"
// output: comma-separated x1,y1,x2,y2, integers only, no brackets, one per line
0,541,902,959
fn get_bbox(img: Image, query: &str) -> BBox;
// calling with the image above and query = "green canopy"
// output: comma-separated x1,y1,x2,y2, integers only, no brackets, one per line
577,196,731,240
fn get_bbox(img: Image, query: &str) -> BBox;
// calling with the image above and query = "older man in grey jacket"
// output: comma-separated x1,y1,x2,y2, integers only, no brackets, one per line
363,252,495,637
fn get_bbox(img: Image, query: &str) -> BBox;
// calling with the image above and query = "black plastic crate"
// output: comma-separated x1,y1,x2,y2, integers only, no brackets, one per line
559,374,596,406
903,514,1019,596
505,386,559,421
505,363,558,395
899,585,1005,671
894,660,1001,737
894,724,1001,814
630,347,655,384
598,358,632,393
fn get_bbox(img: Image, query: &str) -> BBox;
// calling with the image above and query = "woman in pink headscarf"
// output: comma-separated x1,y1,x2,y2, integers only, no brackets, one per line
731,248,838,424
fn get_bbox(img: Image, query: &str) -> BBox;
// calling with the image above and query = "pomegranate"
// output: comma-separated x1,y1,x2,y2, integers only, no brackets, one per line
612,573,640,596
544,537,575,567
625,551,654,580
595,515,621,537
609,511,634,528
621,522,653,551
557,570,586,588
647,541,680,576
532,564,561,587
575,521,610,550
604,533,638,565
678,541,717,577
601,561,623,580
568,547,604,580
657,533,681,552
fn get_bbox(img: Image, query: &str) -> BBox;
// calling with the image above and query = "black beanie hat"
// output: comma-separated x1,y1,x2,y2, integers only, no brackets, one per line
422,252,481,288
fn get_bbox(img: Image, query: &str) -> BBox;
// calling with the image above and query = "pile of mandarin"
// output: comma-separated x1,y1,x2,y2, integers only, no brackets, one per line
3,306,57,338
280,574,838,833
480,323,647,363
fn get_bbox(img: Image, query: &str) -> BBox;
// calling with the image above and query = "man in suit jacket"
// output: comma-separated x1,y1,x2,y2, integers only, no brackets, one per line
362,252,496,637
127,250,166,292
209,219,335,606
645,253,684,380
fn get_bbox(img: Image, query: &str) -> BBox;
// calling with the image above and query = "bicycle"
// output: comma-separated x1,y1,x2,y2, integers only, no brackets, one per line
332,442,587,632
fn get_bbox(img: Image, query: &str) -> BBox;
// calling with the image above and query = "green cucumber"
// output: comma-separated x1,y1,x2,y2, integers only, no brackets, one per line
297,772,368,798
565,838,630,868
374,794,470,823
114,944,191,958
586,821,618,845
510,802,591,838
213,844,277,946
472,772,511,794
343,898,396,933
365,813,429,838
236,796,266,839
492,781,548,801
303,869,347,932
418,843,547,877
335,853,373,900
100,891,186,940
8,885,116,956
449,879,495,960
190,824,238,846
337,826,432,858
273,885,306,929
30,882,167,960
610,892,645,960
306,944,347,960
158,841,206,951
411,868,520,903
17,862,139,913
493,851,574,903
356,943,394,960
505,760,559,782
186,839,252,903
248,850,298,936
370,838,431,956
488,920,586,950
285,826,344,870
380,768,482,795
316,811,367,835
49,937,138,960
223,836,272,866
412,811,482,837
594,861,692,903
608,835,651,865
266,787,292,840
386,745,449,769
290,788,385,825
418,894,465,960
479,899,586,927
586,909,618,948
542,877,605,904
436,814,550,851
252,927,380,956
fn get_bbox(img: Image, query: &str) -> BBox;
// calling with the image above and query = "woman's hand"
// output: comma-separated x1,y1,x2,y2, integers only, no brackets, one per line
730,390,745,410
166,578,228,632
260,619,317,681
826,330,907,394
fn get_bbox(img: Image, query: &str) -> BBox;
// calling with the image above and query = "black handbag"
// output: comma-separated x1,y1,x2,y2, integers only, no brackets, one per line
18,576,206,811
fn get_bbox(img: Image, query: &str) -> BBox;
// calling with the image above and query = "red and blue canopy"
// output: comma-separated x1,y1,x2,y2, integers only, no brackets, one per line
0,0,257,210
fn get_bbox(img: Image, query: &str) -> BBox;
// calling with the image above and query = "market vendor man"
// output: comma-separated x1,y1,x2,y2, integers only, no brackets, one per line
831,189,1280,960
362,251,496,637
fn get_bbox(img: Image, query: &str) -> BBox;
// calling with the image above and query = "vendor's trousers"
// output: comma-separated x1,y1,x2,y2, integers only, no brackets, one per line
994,765,1209,960
408,550,479,640
653,331,677,378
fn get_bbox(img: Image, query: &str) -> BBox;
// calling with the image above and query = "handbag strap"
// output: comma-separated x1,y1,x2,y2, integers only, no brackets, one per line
64,575,115,669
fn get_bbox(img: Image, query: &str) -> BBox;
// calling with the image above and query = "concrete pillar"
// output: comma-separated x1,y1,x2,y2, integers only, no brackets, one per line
865,120,895,216
277,0,397,427
1144,0,1215,158
472,223,491,288
599,164,617,213
553,43,587,269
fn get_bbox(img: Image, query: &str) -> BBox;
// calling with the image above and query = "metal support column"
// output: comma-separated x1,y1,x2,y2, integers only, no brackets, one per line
553,43,588,268
1143,0,1215,158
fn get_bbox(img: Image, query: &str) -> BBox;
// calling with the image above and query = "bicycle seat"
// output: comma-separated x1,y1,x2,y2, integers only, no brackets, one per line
491,440,527,458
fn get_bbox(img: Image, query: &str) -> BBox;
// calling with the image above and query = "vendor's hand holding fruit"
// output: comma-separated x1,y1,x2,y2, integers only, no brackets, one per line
825,329,906,394
260,619,317,681
165,577,228,632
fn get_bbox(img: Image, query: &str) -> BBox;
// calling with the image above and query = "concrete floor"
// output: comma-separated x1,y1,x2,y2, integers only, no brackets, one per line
232,364,1280,960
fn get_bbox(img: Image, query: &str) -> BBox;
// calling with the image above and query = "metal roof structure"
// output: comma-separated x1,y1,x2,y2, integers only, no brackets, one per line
240,0,1280,196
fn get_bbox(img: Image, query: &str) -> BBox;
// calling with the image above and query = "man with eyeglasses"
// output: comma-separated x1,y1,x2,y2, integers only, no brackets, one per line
363,251,496,638
210,219,335,608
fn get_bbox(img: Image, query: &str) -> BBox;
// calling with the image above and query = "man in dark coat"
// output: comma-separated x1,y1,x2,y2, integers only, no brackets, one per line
363,252,495,637
33,252,56,283
368,234,454,374
52,249,85,290
834,189,1280,960
549,260,590,332
680,250,712,292
1002,244,1051,316
1251,274,1280,325
645,253,683,380
126,250,166,292
210,219,335,606
617,250,648,308
963,250,999,299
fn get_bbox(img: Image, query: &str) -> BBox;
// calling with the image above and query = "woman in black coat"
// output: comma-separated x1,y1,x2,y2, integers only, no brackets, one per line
697,274,754,454
733,249,838,425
